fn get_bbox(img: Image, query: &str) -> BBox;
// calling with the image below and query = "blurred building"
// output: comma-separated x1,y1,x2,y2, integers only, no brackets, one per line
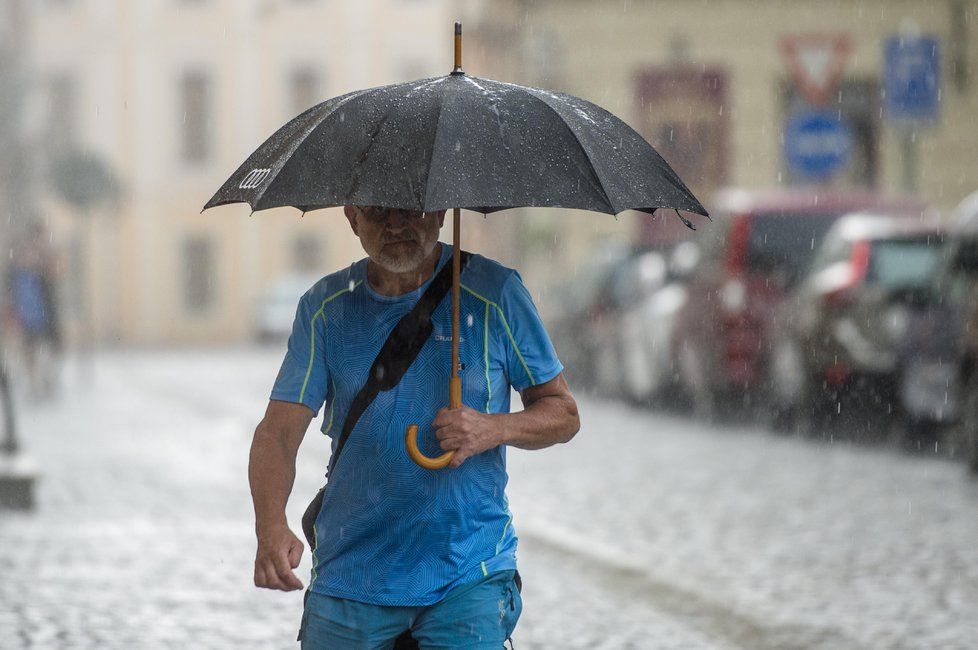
23,0,455,345
12,0,978,345
463,0,978,294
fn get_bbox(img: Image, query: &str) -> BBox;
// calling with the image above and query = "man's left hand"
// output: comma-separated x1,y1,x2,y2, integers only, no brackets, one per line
433,405,503,468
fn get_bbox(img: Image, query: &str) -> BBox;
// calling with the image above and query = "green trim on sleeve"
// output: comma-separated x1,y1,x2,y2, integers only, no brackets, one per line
461,283,536,386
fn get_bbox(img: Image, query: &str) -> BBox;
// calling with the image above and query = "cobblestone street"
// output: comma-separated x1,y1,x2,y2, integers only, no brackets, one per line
2,348,977,648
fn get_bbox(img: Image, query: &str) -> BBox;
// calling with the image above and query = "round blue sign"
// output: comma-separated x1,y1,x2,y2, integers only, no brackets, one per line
784,109,853,179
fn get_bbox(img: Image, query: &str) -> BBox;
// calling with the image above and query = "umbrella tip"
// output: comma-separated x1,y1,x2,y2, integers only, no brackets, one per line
674,209,697,231
452,22,464,75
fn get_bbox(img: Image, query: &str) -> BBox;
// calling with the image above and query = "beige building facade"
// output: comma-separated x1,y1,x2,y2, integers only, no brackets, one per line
26,0,456,346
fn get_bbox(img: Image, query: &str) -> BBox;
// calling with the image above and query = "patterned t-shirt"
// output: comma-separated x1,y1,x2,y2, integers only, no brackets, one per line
270,243,563,605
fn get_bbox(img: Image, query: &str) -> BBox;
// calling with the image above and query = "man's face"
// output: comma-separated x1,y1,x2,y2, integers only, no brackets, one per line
344,206,446,273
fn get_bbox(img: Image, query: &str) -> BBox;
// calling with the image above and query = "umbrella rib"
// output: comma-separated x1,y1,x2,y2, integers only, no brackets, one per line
252,90,371,211
517,86,617,214
420,85,450,211
347,111,397,202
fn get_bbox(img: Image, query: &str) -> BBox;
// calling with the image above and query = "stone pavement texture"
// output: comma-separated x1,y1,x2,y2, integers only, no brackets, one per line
1,348,977,649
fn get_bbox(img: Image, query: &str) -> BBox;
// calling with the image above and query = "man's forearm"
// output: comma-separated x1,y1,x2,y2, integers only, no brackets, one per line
249,426,299,532
496,394,579,450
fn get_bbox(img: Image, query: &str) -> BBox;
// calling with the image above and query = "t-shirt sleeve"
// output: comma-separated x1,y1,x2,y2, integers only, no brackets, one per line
498,271,564,392
269,290,329,415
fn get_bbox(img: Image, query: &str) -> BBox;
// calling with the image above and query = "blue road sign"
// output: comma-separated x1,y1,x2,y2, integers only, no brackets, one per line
784,108,853,179
884,36,940,123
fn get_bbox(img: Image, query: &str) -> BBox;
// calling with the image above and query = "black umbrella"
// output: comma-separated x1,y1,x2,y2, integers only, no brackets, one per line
204,23,708,469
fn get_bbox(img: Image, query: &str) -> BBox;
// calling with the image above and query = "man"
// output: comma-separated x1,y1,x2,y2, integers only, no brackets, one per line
250,205,579,648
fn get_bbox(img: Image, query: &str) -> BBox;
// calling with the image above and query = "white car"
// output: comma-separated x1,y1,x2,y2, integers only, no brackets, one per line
617,243,699,406
253,274,323,344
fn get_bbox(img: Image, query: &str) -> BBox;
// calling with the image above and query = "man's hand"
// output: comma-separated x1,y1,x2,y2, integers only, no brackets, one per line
254,524,305,591
433,405,503,468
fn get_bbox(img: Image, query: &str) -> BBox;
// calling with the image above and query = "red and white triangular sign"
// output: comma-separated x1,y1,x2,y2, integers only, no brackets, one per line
780,34,851,105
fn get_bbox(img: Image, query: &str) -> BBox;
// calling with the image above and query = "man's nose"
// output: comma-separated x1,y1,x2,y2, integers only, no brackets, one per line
386,209,409,227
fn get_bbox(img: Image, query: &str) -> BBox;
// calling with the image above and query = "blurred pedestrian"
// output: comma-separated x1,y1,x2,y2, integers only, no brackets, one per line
5,220,62,401
249,206,580,648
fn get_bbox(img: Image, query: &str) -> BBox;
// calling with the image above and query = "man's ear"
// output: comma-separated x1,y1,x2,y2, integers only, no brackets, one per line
436,209,447,228
343,205,359,236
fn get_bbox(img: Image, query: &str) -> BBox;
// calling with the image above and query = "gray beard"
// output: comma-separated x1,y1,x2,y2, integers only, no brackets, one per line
372,242,428,274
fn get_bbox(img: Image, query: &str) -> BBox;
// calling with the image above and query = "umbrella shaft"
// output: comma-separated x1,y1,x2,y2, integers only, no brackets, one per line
451,207,461,409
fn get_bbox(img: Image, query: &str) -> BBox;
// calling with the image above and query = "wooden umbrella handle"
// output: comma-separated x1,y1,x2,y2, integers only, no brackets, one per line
405,378,460,469
406,425,454,470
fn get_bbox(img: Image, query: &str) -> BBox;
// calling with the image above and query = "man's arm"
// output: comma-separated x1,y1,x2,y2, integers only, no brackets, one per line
249,399,314,591
433,373,580,468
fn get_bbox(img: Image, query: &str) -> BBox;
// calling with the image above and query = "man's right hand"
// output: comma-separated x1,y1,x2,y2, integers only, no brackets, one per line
254,524,305,591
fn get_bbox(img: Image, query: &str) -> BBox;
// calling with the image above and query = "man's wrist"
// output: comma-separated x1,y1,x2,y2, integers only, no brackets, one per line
490,412,512,447
255,516,289,538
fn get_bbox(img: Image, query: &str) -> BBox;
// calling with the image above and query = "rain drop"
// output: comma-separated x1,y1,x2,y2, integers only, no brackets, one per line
467,313,474,327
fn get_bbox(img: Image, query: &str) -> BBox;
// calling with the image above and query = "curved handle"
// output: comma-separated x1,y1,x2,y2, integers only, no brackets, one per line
406,377,461,470
405,424,454,470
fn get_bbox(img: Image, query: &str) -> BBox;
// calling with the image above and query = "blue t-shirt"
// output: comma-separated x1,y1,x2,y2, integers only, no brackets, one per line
270,243,563,606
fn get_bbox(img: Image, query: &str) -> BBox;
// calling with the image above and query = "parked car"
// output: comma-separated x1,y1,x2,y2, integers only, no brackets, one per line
672,188,930,420
897,191,978,472
252,273,323,343
618,242,700,406
768,212,946,438
586,246,661,397
547,240,631,390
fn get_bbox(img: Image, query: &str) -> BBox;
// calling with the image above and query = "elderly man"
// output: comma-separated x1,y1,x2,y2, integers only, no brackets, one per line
250,205,579,648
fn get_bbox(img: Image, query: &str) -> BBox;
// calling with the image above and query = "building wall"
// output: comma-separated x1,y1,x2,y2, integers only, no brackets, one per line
27,0,455,345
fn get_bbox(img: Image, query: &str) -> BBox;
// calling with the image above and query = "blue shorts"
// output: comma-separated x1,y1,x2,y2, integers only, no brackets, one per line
299,570,522,649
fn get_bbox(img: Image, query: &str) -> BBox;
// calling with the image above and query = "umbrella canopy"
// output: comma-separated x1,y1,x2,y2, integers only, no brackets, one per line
203,73,707,219
204,24,708,471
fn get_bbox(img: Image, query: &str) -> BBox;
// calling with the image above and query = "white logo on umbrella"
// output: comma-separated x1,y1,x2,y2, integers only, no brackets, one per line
239,168,271,189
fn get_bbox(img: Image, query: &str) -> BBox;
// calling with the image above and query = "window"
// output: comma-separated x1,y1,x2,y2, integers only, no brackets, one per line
47,73,77,154
746,213,843,287
293,237,322,273
867,238,944,291
290,66,322,115
183,236,215,313
180,70,211,163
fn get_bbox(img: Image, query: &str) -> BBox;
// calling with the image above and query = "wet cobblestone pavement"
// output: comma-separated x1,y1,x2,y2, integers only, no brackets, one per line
2,348,977,648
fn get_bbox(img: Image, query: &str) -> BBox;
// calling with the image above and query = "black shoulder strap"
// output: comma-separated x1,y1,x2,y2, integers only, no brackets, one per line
327,249,472,476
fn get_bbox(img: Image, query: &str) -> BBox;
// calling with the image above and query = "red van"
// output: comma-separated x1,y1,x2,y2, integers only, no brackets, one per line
671,188,930,419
